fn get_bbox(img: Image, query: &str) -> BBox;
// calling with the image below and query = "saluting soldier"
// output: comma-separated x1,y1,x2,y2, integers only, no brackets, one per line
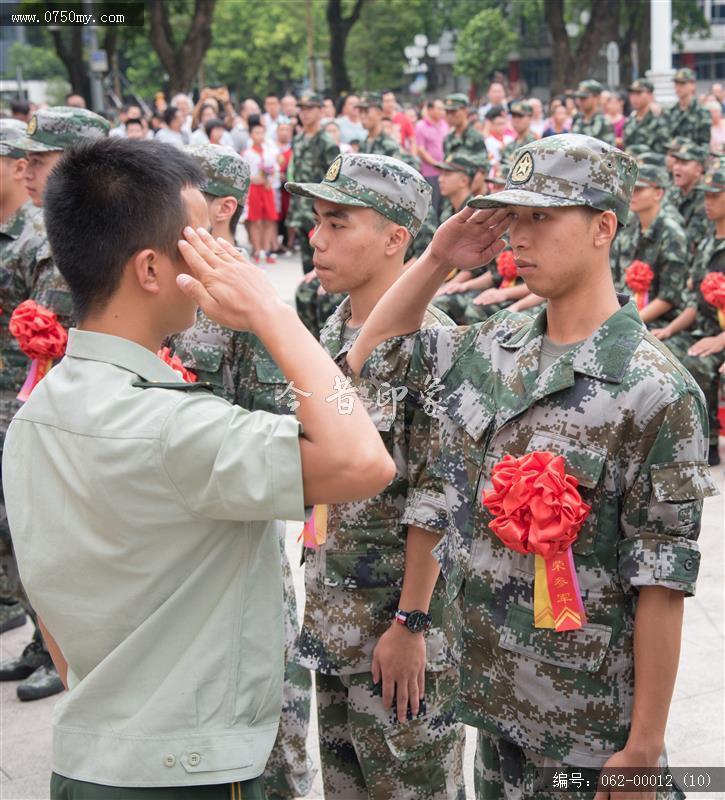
348,134,716,799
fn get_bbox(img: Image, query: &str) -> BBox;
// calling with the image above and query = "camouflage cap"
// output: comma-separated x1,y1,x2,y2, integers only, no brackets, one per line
437,151,488,179
0,118,30,158
671,140,709,166
356,93,383,110
698,161,725,193
488,164,509,186
468,133,637,227
285,153,431,236
574,80,603,98
634,150,666,168
443,93,470,111
184,144,250,204
509,100,532,116
634,163,669,188
14,106,109,152
666,135,690,154
298,93,323,108
674,67,696,83
628,78,655,93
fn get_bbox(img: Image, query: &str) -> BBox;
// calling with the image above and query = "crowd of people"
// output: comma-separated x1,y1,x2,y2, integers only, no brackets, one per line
0,66,723,800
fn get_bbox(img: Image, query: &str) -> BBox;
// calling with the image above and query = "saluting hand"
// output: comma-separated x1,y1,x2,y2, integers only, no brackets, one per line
428,205,510,274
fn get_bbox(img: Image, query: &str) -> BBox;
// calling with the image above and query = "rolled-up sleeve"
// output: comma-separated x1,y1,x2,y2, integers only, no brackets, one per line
401,410,448,534
618,390,719,595
161,393,305,523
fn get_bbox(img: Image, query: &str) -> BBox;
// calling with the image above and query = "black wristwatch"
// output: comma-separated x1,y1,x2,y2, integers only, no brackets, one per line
394,609,432,633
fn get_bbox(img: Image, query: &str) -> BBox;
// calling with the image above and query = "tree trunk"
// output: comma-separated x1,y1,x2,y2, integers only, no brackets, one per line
544,0,571,97
50,28,91,103
327,0,367,98
149,0,216,97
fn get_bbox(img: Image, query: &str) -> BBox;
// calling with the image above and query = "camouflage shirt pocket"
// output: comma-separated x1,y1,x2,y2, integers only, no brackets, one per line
647,460,718,537
249,360,288,413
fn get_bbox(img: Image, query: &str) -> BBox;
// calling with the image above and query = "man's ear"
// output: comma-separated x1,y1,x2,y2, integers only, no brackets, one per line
12,158,27,181
132,249,162,295
384,224,411,257
214,196,238,223
593,210,618,249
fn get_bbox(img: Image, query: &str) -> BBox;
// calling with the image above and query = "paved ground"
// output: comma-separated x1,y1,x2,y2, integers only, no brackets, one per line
1,252,723,798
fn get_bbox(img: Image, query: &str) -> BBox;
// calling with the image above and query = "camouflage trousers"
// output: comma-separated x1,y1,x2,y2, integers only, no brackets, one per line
663,331,723,446
475,730,685,800
315,667,465,800
294,277,346,341
1,390,23,600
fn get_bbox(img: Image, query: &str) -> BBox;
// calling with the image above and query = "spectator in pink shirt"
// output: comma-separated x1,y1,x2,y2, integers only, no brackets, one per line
415,98,448,210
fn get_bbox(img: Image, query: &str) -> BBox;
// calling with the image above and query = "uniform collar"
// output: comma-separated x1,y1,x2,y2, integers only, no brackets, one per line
66,329,184,383
320,297,355,359
498,294,644,384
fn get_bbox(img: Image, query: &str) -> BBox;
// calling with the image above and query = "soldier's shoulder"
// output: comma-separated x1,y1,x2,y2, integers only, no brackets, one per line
422,303,455,329
628,332,704,406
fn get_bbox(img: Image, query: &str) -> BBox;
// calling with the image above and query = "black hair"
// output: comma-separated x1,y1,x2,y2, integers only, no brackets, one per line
163,106,179,126
204,118,226,137
229,203,243,238
247,113,262,129
44,138,203,320
125,117,143,129
485,104,506,120
11,100,30,115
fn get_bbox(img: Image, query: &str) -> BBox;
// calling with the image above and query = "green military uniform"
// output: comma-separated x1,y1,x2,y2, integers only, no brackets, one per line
666,141,713,256
357,93,402,158
571,81,615,145
661,68,712,147
442,93,487,158
170,144,315,800
610,164,690,326
286,93,340,274
286,154,466,799
363,135,715,796
623,79,666,153
0,107,109,702
500,101,537,167
663,163,725,452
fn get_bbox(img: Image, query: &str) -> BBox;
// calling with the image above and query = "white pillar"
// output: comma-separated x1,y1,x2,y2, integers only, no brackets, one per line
646,0,676,107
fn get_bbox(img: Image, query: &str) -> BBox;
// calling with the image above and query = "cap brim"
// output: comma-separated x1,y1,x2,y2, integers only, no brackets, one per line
468,189,585,211
697,183,725,193
634,180,663,188
436,162,464,172
13,135,62,153
284,181,371,208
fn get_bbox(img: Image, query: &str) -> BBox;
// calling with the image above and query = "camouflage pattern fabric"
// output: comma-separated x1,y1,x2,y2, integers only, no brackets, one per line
0,118,31,158
443,124,487,159
570,112,615,146
359,133,402,158
661,99,712,148
475,730,685,800
609,205,690,324
469,134,637,227
14,106,110,152
665,184,713,257
361,298,715,766
315,668,465,800
500,131,538,168
169,312,315,799
294,277,346,341
624,109,666,153
183,143,251,203
405,202,438,263
287,153,433,238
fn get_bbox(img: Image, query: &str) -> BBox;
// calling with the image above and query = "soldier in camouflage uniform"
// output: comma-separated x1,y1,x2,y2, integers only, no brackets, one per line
661,68,712,147
348,134,716,798
610,163,690,331
624,78,666,153
651,161,725,466
357,94,402,158
0,107,109,702
442,93,487,159
667,140,713,256
286,93,340,275
500,101,538,167
571,80,615,145
168,144,315,800
286,154,466,800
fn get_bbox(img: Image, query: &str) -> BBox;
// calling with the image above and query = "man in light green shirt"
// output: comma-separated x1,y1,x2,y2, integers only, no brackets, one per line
2,138,394,799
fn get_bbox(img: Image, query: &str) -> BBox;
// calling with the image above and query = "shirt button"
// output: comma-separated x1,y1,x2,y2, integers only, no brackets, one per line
188,752,201,767
163,755,176,767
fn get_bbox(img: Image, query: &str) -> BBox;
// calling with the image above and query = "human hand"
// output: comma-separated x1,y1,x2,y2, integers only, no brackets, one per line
301,268,318,285
651,326,672,340
429,206,509,274
593,746,660,800
474,288,506,306
371,623,426,724
688,334,725,357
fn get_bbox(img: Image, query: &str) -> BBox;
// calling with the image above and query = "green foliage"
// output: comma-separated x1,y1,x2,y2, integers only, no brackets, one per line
671,0,710,45
1,41,66,80
454,7,518,81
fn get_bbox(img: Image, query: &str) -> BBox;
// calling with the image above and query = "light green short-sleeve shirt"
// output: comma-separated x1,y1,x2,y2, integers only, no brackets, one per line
2,329,305,788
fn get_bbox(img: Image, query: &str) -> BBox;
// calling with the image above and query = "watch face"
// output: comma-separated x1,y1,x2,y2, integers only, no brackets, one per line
406,610,431,633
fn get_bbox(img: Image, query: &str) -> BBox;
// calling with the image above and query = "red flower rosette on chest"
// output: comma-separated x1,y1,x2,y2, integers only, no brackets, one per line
496,250,518,288
157,346,198,383
9,299,68,401
483,451,590,632
700,271,725,329
625,260,654,311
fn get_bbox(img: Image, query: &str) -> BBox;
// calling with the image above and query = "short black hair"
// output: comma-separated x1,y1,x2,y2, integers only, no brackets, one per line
11,100,30,115
163,106,179,126
44,138,203,320
125,117,143,129
204,118,226,137
485,104,506,120
229,202,243,238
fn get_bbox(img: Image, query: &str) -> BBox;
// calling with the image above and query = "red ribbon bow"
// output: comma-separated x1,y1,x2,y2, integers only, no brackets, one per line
9,299,68,361
624,260,654,293
700,271,725,310
157,347,198,383
496,250,518,282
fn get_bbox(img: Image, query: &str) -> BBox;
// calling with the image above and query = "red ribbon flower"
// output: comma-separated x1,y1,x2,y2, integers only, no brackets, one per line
157,346,198,383
482,451,591,560
496,250,518,282
9,299,67,361
700,272,725,310
625,260,654,293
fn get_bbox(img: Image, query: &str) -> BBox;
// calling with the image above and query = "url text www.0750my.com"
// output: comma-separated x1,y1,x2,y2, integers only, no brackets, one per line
3,2,145,27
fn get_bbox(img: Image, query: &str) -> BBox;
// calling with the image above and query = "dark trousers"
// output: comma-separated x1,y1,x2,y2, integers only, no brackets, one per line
51,773,267,800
